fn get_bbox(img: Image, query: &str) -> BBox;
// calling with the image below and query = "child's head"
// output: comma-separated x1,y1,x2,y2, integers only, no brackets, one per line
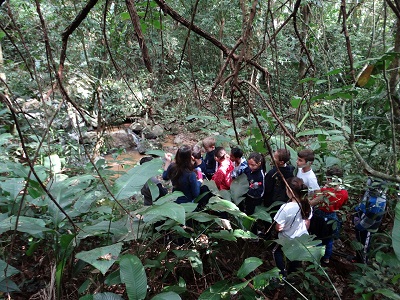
326,165,343,185
247,152,266,172
202,136,216,153
230,147,243,163
192,145,202,160
286,177,311,219
297,149,315,168
214,147,227,162
176,145,193,169
273,148,290,166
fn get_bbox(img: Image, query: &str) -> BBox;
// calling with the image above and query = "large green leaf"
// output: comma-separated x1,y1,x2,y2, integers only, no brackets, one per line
198,280,230,300
0,216,51,235
113,159,162,200
0,177,24,199
77,218,129,239
75,243,122,275
229,174,248,205
209,230,237,241
90,293,124,300
237,257,263,279
151,292,181,300
296,128,330,138
0,259,20,293
277,234,323,263
252,268,280,289
143,201,186,225
393,202,400,261
120,254,147,300
0,259,19,281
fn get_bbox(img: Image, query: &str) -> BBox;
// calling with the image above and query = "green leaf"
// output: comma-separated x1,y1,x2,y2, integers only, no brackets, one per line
277,235,323,263
144,202,186,225
0,259,19,281
75,243,122,275
326,68,342,75
0,177,24,199
296,128,329,137
151,292,181,300
290,96,302,108
93,293,124,300
374,289,400,300
299,77,317,84
252,268,280,289
237,257,263,279
0,278,20,293
121,12,130,21
0,216,51,235
43,154,62,174
209,230,237,241
113,159,162,200
198,280,230,300
393,202,400,261
120,254,148,300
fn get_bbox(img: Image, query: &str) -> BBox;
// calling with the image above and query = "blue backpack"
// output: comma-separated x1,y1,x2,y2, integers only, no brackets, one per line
354,178,387,232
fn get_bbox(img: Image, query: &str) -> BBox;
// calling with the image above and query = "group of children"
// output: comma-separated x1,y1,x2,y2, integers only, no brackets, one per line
141,135,386,280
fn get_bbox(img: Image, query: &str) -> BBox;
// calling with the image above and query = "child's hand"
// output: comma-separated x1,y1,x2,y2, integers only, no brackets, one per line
164,153,173,162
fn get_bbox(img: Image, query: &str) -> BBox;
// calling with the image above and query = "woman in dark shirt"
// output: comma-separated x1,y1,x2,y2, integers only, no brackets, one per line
162,145,202,204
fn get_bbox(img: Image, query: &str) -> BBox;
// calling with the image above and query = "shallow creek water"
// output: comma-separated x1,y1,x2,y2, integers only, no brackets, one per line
103,134,177,173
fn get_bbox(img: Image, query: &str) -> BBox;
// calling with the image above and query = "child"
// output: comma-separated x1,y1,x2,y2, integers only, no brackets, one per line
353,176,387,263
192,145,205,181
309,166,348,264
264,148,295,209
296,149,320,193
140,156,168,206
202,136,217,180
162,145,202,204
212,147,234,190
243,152,266,215
273,177,312,278
230,147,248,179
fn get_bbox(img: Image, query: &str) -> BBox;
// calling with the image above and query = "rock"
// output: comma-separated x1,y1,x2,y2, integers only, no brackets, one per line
106,129,136,149
173,136,183,145
137,139,151,154
144,131,157,139
151,125,164,137
130,121,146,134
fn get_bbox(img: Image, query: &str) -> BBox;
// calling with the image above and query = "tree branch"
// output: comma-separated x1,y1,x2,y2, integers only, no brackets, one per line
125,0,153,73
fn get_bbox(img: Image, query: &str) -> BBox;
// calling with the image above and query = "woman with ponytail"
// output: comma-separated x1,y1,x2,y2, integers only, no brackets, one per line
272,177,312,278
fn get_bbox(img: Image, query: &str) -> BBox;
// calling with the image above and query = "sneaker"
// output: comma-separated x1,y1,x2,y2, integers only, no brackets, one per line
322,258,330,264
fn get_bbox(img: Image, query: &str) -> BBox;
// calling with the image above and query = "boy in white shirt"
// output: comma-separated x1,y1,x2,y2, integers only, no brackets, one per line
296,149,320,194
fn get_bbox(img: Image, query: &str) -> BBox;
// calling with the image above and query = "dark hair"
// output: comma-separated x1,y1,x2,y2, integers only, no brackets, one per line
287,177,311,219
230,147,244,158
140,156,154,165
275,148,290,163
248,152,266,173
326,165,343,178
169,145,194,183
214,147,226,160
192,145,202,159
297,149,315,162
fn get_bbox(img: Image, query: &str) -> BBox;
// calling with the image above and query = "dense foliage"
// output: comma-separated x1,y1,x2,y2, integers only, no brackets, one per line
0,0,400,299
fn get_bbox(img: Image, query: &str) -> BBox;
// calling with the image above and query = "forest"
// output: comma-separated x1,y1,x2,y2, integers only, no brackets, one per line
0,0,400,299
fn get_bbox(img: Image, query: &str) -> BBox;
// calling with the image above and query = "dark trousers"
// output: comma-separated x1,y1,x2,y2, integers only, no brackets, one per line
272,244,300,277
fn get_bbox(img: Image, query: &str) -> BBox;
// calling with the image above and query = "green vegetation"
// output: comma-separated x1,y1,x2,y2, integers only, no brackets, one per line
0,0,399,299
